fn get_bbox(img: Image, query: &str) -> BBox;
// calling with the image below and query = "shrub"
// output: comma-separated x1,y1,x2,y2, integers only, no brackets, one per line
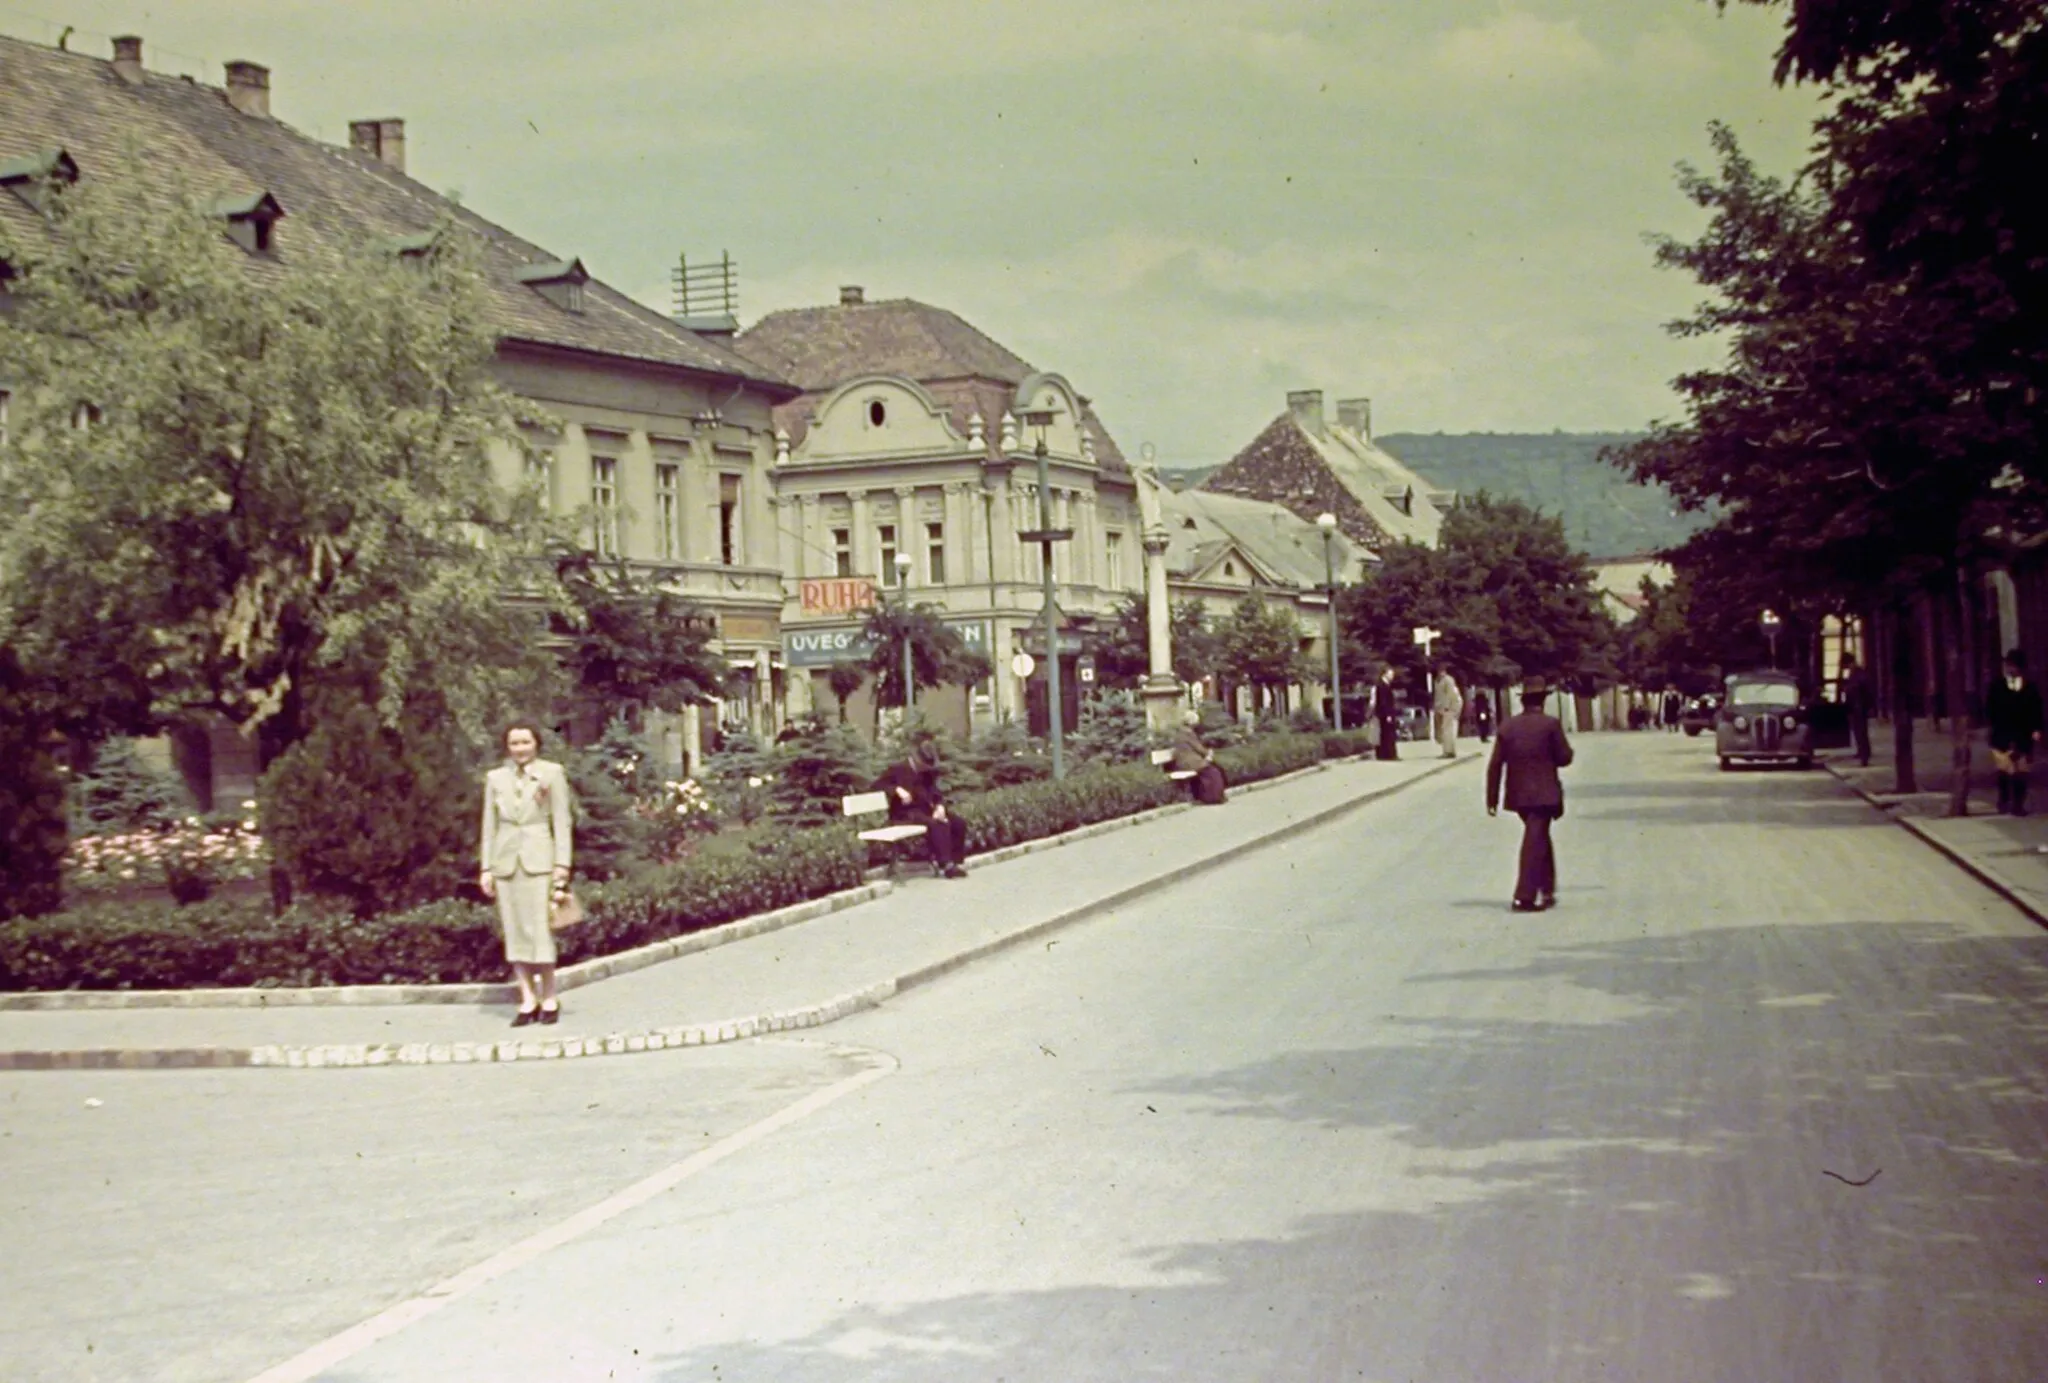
592,713,666,800
772,723,876,827
1069,691,1156,766
260,704,478,919
66,737,194,834
1320,728,1380,760
958,719,1052,789
562,746,651,882
1288,706,1329,735
1193,700,1243,750
1215,732,1326,786
951,764,1179,855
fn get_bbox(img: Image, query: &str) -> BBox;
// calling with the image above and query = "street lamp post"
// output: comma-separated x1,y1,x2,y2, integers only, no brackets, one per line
1017,407,1072,780
895,551,916,719
1317,512,1341,730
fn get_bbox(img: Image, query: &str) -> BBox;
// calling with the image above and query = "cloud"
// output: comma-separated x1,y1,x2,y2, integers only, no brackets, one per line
1434,11,1606,88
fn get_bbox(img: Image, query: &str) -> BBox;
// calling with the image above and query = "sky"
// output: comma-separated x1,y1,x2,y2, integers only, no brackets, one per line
3,1,1825,467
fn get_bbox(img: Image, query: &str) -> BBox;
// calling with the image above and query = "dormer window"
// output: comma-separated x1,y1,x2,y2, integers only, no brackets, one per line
515,257,589,313
211,191,284,254
0,147,80,215
384,228,444,262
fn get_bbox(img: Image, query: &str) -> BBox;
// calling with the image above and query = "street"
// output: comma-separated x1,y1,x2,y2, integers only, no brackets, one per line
8,731,2048,1382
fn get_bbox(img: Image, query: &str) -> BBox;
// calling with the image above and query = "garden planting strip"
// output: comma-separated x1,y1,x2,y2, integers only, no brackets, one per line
0,754,1466,1071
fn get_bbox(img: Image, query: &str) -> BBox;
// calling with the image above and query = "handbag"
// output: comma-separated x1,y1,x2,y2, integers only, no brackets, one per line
549,888,586,931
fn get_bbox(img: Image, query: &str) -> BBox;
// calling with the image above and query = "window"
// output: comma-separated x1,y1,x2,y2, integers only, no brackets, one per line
867,399,887,427
832,527,853,577
1105,531,1124,590
525,452,554,512
591,455,619,557
925,522,945,585
655,463,682,560
878,523,899,585
719,473,742,566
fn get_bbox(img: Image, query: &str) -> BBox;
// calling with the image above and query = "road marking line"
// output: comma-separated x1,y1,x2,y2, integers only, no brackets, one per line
242,1046,898,1383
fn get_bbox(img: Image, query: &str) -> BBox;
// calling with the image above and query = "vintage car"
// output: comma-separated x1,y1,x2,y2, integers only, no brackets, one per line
1715,671,1812,770
1680,693,1719,737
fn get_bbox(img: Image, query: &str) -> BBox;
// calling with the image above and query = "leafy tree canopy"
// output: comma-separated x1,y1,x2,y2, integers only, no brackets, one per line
553,551,726,728
860,603,993,708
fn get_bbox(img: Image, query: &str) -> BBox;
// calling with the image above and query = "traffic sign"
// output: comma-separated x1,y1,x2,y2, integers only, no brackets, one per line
1010,652,1037,679
1077,655,1097,684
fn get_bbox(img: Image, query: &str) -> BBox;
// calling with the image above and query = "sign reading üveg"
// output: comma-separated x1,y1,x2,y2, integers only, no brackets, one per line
785,619,990,669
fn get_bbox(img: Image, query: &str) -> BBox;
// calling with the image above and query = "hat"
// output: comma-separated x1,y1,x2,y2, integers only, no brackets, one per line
1521,676,1549,696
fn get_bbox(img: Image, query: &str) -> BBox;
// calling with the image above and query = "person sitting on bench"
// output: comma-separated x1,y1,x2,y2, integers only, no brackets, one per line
871,741,968,878
1171,709,1228,805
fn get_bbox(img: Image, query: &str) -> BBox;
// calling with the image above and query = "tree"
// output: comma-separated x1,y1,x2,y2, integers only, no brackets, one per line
1340,541,1499,685
1215,595,1309,711
0,168,554,772
1093,594,1219,689
825,662,868,724
859,603,993,711
553,551,726,730
1442,495,1607,688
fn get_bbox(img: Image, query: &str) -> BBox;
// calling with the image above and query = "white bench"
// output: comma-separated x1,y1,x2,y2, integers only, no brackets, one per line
1149,747,1199,782
842,790,929,877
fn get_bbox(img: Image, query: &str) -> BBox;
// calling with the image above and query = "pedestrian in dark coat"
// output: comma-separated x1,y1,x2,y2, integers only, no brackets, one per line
1985,649,2044,816
1472,689,1494,743
1661,686,1683,733
1839,656,1873,767
1170,709,1227,805
1485,678,1574,912
1373,667,1401,761
872,742,969,877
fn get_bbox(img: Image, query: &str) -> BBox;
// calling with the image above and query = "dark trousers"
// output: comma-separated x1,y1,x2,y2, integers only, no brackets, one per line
1376,717,1400,760
1850,713,1871,766
1515,808,1558,904
903,813,966,867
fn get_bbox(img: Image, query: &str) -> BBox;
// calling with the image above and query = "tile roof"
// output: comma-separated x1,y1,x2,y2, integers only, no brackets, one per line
737,296,1128,473
1201,412,1445,551
0,33,793,392
1159,488,1364,590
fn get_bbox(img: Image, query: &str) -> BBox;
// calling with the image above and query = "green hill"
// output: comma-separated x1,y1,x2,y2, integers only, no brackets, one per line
1378,432,1697,559
1165,432,1701,560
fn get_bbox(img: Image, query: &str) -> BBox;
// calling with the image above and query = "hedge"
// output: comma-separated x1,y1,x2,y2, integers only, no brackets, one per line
1,728,1375,992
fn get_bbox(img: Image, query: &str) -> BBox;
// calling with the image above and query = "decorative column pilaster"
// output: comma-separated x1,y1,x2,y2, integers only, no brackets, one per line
848,488,871,580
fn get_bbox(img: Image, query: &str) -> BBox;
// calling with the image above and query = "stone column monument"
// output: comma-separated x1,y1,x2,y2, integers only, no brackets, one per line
1133,444,1183,733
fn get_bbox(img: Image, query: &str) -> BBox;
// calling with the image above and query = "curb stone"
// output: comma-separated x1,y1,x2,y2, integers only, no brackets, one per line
1822,757,2048,932
0,756,1459,1071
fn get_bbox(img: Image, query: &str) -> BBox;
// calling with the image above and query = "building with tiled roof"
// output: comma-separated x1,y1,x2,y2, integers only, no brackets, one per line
1202,390,1452,552
0,31,799,782
735,287,1141,736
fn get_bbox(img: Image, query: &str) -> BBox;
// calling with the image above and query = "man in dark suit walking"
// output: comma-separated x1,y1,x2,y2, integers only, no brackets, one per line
1486,677,1574,912
1985,649,2044,816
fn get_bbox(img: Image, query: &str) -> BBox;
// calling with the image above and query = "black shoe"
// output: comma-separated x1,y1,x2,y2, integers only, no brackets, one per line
511,1008,538,1028
539,1006,560,1025
1511,899,1538,913
1536,894,1556,911
945,865,967,879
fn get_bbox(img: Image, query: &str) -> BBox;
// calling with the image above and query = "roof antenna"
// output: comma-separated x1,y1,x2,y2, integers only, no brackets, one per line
57,25,74,50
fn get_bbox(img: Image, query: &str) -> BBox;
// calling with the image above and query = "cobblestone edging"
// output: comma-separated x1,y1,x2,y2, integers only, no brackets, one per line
1822,757,2048,931
0,753,1455,1071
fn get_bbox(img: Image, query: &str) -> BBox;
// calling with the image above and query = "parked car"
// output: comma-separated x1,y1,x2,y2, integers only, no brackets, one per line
1680,693,1719,737
1715,671,1812,770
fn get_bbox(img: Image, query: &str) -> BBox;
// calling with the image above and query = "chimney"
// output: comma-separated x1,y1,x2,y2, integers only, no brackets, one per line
839,285,865,306
111,35,144,85
224,60,270,117
1336,397,1372,441
1286,389,1325,438
349,119,407,174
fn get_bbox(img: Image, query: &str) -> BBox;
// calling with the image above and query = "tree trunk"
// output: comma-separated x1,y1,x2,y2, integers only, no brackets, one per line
1946,568,1976,817
1891,597,1917,793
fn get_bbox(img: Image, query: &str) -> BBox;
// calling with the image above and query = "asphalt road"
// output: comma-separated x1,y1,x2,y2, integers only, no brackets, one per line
8,732,2047,1382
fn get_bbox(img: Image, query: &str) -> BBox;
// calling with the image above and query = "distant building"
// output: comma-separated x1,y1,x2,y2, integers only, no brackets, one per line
0,32,797,796
1201,390,1453,552
1593,556,1674,625
736,289,1141,737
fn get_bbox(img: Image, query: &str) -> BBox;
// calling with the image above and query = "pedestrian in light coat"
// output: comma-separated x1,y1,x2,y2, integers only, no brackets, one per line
1485,678,1573,913
480,721,574,1026
1986,649,2044,816
1432,668,1463,759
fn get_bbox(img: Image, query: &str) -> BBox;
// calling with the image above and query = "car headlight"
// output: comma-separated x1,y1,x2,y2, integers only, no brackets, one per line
1732,715,1748,731
1782,714,1798,730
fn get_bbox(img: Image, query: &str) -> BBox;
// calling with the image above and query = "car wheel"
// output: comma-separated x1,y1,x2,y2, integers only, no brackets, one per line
1719,756,1731,771
1685,726,1702,737
1797,756,1813,771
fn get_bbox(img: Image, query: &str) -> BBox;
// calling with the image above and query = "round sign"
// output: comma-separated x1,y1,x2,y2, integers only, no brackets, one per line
1010,652,1037,679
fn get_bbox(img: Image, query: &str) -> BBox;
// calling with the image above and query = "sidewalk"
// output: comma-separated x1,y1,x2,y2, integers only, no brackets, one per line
0,750,1474,1070
1824,718,2048,930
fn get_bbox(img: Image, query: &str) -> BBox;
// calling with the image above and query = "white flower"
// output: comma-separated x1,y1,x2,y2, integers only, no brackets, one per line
747,776,763,788
240,799,257,810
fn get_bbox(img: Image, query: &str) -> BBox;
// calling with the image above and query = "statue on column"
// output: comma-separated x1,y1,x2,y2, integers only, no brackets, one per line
1133,444,1184,734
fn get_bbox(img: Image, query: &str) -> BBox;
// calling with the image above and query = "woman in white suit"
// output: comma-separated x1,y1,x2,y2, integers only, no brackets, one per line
479,721,574,1026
